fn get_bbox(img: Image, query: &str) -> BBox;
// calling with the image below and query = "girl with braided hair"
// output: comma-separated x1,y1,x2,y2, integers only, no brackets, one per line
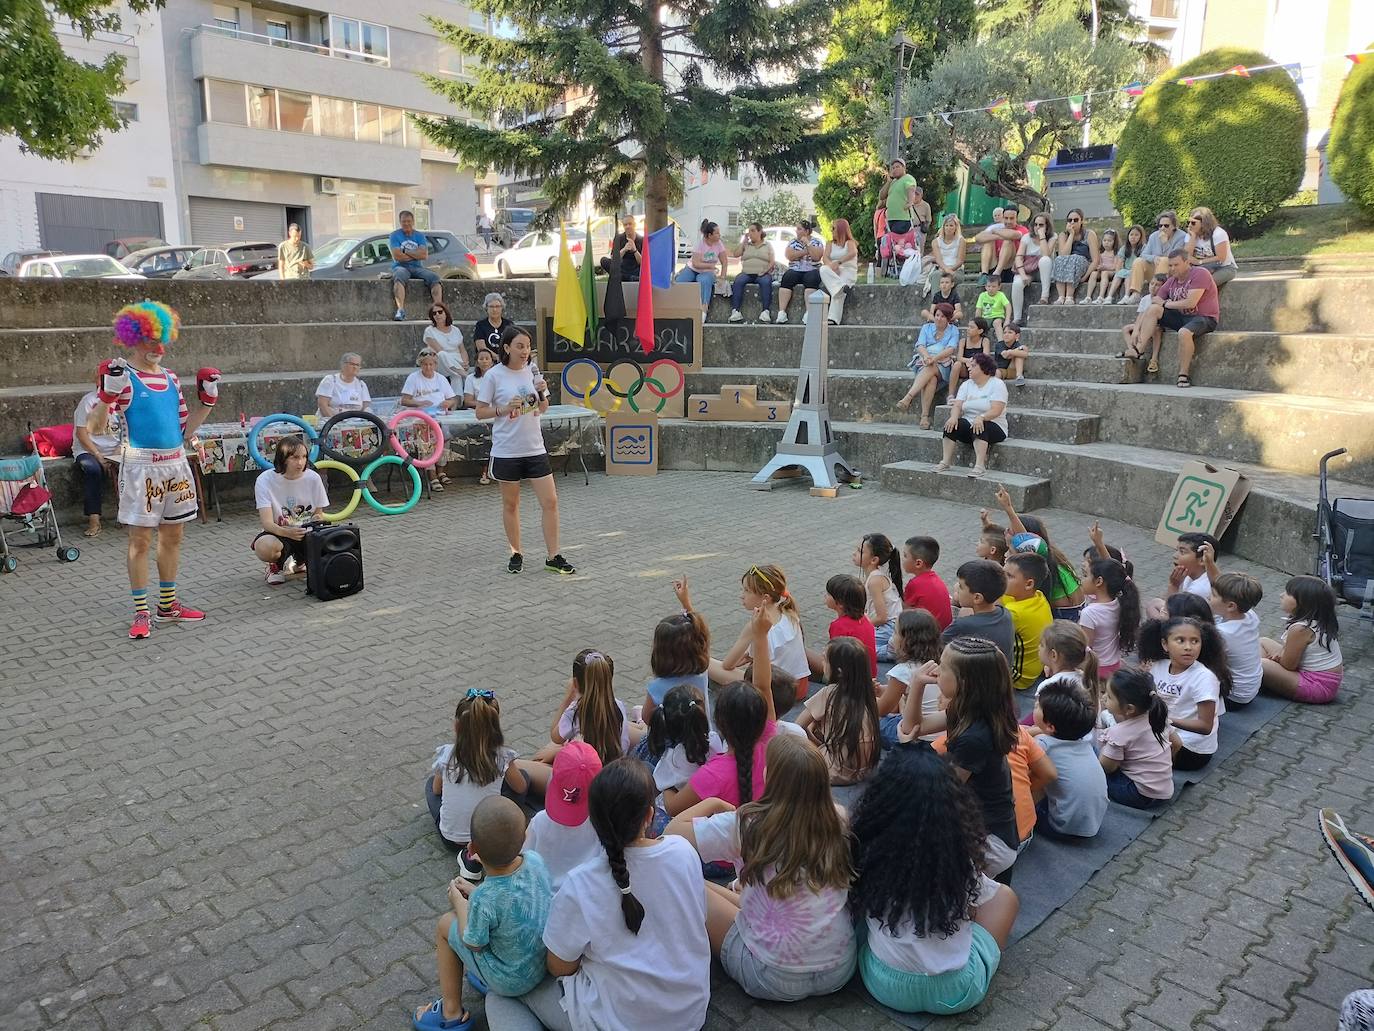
850,742,1019,1015
486,758,710,1031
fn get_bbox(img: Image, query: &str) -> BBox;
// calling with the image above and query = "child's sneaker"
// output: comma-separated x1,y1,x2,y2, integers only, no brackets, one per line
129,612,151,639
265,562,286,586
155,602,206,624
456,848,484,883
507,552,523,574
758,310,772,323
545,553,576,575
1320,808,1374,910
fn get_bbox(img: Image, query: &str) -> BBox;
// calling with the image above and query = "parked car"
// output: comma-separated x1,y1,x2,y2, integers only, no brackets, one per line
17,254,144,280
173,242,279,280
762,225,798,266
123,246,199,279
493,228,603,278
104,237,169,260
493,207,537,246
1,250,62,277
250,231,478,281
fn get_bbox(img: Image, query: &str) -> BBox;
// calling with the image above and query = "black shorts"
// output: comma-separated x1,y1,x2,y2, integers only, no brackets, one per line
887,220,913,234
491,453,553,482
780,268,822,290
253,530,308,564
1159,309,1218,337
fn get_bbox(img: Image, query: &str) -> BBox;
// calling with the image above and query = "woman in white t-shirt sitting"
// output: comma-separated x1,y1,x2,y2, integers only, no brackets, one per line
485,758,711,1031
1185,207,1237,288
314,353,372,420
423,302,468,397
475,325,576,575
935,352,1009,478
402,348,458,490
251,436,330,585
72,376,122,537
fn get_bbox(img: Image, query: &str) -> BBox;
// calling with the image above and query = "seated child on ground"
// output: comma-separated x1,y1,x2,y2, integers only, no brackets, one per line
538,648,629,765
1033,680,1107,837
855,533,904,662
1210,571,1263,706
993,490,1085,619
901,535,952,629
710,563,811,701
414,796,553,1030
648,685,724,807
1021,620,1098,729
1098,669,1174,809
798,637,881,785
1260,575,1344,705
1147,532,1219,619
1004,723,1056,848
877,608,942,747
1001,552,1054,690
1079,547,1140,682
524,741,604,892
978,510,1009,565
1139,616,1232,772
807,573,877,679
640,577,711,725
941,559,1014,665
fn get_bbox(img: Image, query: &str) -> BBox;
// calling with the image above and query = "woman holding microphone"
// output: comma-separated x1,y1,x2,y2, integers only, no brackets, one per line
475,324,576,575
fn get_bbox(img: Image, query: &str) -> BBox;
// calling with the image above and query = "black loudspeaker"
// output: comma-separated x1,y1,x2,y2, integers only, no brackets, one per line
305,523,364,601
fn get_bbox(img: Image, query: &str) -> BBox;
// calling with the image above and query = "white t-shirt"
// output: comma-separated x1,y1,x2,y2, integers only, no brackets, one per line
865,571,902,628
462,371,483,402
773,720,807,740
476,363,547,458
425,325,468,390
955,376,1009,433
653,731,725,794
865,872,1001,975
693,810,855,973
746,614,811,682
314,374,371,418
887,661,941,738
1150,658,1222,754
1180,571,1211,599
524,810,603,893
253,469,330,528
72,391,122,459
431,744,517,844
1284,619,1344,671
1192,226,1237,268
1216,610,1262,704
401,370,456,409
543,835,709,1031
558,698,630,755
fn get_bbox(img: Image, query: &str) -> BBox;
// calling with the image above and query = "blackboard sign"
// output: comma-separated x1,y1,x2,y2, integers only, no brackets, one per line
542,317,696,369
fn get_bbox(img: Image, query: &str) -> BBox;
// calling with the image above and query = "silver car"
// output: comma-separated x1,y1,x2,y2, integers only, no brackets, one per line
17,254,144,280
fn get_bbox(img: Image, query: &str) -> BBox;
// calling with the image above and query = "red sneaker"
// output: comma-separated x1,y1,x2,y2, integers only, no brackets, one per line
155,602,206,624
129,612,151,639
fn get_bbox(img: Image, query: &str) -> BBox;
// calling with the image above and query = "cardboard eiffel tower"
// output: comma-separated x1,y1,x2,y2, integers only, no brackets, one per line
749,291,859,496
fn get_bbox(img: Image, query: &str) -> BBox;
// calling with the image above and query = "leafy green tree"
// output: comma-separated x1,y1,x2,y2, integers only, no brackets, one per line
1112,48,1306,232
1,0,159,160
740,191,807,229
897,15,1141,213
417,0,843,232
1329,53,1374,219
813,151,887,258
974,0,1138,39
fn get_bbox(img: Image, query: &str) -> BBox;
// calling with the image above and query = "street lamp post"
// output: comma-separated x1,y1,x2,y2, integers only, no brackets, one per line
889,30,917,164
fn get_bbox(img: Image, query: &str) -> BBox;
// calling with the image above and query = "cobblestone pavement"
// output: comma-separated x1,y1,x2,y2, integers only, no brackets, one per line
3,471,1370,1031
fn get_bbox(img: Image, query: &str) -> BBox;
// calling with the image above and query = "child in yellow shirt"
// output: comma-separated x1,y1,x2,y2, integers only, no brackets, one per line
1002,552,1054,690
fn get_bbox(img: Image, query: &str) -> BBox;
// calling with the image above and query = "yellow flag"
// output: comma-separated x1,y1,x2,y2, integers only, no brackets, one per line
553,223,587,345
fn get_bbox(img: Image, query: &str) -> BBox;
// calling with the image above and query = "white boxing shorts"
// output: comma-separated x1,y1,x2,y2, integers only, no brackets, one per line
118,446,199,527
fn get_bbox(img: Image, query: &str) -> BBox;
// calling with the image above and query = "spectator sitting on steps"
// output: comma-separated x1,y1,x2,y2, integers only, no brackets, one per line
1184,207,1237,290
775,219,825,324
728,222,777,323
974,207,1028,287
897,303,960,430
389,209,442,322
1121,252,1219,390
936,352,1009,479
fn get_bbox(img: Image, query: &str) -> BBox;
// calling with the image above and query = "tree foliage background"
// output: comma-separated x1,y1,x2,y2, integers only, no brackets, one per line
1328,50,1374,219
0,0,159,160
739,191,808,229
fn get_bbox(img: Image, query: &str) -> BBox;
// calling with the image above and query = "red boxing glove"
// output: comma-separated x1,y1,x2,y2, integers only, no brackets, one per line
196,367,221,407
98,359,131,406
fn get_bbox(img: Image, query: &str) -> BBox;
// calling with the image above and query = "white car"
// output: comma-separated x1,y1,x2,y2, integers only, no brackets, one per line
17,254,144,280
761,225,799,267
493,229,593,278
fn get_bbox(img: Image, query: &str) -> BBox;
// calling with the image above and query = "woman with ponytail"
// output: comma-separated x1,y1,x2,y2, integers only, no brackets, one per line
1098,669,1174,809
486,758,710,1031
855,533,905,661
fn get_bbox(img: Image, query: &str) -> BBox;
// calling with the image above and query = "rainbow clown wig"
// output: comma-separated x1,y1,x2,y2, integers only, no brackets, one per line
112,300,180,348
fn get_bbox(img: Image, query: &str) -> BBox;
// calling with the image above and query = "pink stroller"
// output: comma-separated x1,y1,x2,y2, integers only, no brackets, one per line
0,444,80,573
874,208,919,279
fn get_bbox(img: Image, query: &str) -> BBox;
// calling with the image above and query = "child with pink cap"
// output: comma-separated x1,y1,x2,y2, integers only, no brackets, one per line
524,741,604,892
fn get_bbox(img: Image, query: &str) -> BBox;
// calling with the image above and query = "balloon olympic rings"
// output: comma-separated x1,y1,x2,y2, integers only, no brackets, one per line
248,410,439,517
559,357,684,414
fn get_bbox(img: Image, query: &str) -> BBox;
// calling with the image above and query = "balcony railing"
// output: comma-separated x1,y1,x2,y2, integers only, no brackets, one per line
199,23,388,65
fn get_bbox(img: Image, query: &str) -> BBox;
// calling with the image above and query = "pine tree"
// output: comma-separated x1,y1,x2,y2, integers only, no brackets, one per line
415,0,845,231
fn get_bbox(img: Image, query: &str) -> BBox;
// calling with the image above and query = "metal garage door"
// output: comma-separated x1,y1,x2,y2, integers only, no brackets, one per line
37,194,164,254
188,197,285,244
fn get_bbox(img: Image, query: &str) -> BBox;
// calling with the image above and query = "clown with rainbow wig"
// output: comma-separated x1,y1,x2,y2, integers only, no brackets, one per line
91,301,221,639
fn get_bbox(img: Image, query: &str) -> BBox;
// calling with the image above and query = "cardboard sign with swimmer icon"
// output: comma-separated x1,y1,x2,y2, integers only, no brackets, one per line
604,411,658,476
1154,460,1251,547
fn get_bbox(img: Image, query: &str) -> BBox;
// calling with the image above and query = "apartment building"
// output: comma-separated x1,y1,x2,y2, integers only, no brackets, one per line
0,4,179,255
160,0,490,245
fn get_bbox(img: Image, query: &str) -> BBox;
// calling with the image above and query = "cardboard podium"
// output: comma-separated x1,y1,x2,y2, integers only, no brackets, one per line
688,384,791,423
1154,461,1252,545
604,411,659,476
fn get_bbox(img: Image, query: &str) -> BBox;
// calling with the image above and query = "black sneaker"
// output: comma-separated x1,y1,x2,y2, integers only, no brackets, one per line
456,847,485,883
545,554,576,575
507,552,523,574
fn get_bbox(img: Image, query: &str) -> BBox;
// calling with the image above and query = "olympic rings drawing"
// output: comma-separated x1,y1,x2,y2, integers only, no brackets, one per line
315,455,422,521
248,414,320,470
559,357,685,415
387,410,444,469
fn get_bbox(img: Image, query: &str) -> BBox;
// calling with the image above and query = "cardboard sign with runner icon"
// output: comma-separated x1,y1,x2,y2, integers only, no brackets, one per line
1155,461,1252,547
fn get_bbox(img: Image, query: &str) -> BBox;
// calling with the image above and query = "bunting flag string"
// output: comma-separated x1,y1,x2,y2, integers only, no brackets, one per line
914,47,1372,128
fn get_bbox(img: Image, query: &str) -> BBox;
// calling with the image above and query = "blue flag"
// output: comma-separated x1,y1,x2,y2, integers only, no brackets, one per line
648,225,676,289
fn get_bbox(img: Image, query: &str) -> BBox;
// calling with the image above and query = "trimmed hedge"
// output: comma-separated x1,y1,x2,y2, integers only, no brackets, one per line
1111,48,1306,234
1329,53,1374,218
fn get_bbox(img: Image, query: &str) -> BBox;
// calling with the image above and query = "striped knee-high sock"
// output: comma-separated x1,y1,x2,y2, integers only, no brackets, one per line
131,588,148,615
157,581,176,613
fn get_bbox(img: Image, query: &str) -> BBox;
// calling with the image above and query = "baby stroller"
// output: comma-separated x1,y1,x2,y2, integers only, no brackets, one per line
874,208,920,281
1315,447,1374,619
0,446,80,574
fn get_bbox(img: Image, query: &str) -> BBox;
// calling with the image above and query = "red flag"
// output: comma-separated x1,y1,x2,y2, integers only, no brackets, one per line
635,238,655,355
1349,53,1367,65
1226,64,1250,77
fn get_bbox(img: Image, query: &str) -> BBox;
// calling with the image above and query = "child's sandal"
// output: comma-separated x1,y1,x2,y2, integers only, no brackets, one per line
413,999,472,1031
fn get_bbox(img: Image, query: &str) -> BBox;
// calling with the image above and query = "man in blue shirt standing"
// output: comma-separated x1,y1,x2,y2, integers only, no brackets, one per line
389,209,443,321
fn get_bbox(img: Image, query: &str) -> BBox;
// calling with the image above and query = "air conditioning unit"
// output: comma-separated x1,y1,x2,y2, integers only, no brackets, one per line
740,172,759,191
319,176,340,195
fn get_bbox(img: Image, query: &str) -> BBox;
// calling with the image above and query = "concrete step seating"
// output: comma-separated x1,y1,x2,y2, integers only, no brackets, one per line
882,461,1052,510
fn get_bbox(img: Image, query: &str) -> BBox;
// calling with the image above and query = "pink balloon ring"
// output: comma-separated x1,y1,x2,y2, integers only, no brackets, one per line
388,409,445,469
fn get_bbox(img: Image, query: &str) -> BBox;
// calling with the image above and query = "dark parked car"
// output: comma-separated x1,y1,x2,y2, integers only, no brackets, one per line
173,242,279,280
250,231,478,281
105,237,169,260
1,250,62,277
494,207,537,246
123,246,199,279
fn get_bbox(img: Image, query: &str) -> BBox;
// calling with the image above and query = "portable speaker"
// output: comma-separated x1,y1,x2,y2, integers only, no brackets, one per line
305,522,364,601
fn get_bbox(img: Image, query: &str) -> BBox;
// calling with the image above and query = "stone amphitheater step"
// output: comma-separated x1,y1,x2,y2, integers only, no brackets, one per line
680,366,1374,487
657,418,1357,576
882,461,1052,509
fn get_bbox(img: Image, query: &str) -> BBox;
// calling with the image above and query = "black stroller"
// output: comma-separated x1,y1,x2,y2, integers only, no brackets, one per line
1315,448,1374,619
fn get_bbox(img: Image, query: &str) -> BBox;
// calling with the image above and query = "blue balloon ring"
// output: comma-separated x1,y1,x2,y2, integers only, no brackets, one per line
560,357,603,400
248,413,320,470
